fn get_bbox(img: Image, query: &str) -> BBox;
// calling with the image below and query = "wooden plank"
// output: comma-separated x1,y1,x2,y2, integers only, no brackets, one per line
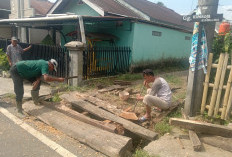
221,63,232,119
98,85,125,93
182,108,202,151
201,53,213,114
208,53,225,116
23,101,132,157
41,101,117,133
69,100,158,140
200,135,232,152
189,130,202,151
75,92,122,115
214,53,229,117
169,118,232,137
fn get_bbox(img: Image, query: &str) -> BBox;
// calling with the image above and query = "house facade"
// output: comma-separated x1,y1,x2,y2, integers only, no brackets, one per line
49,0,193,65
0,0,12,39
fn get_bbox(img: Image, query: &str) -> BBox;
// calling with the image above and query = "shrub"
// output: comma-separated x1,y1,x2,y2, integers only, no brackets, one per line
0,49,10,71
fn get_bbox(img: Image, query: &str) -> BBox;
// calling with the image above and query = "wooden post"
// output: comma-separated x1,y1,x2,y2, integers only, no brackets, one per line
208,53,225,116
221,65,232,119
214,53,229,117
201,53,213,114
225,86,232,120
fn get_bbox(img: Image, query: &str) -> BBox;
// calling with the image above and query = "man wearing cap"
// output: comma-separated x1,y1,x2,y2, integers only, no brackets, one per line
10,59,64,115
7,36,32,66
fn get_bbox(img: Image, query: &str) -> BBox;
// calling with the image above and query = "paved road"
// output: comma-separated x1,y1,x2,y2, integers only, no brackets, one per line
0,100,105,157
0,77,50,97
0,104,62,157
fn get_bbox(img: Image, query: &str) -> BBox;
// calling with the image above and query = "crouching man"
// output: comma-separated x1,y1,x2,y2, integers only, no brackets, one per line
10,59,64,115
136,69,172,122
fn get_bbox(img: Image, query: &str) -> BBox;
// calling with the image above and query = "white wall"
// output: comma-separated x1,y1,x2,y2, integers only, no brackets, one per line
0,26,12,39
29,28,61,45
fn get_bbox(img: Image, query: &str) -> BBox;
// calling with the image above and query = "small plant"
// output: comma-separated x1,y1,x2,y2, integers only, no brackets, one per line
133,149,159,157
0,49,10,71
51,93,61,102
154,119,172,135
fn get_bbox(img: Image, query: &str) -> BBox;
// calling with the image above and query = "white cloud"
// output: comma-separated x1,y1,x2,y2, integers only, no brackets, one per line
218,5,232,21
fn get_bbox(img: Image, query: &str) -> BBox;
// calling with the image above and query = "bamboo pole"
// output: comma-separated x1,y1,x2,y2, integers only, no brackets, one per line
221,62,232,119
208,53,225,116
201,53,213,114
214,53,229,117
225,86,232,120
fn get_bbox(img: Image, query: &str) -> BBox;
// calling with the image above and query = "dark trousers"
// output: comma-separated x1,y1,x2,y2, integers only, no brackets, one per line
10,65,24,102
10,65,41,102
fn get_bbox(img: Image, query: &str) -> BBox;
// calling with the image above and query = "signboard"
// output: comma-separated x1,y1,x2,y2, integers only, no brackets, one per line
182,14,223,22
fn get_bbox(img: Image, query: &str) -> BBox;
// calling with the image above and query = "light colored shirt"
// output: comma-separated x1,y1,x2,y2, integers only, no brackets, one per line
6,44,23,66
149,77,172,103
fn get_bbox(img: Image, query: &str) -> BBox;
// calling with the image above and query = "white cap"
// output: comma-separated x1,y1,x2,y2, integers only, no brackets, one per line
11,36,18,41
50,59,58,72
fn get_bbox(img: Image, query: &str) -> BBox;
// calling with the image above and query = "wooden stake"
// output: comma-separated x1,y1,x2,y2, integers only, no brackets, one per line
214,53,229,117
225,86,232,120
208,53,225,116
201,53,213,114
189,130,202,151
221,60,232,119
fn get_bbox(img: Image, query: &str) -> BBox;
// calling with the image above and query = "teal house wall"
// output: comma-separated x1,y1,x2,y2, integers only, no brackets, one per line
58,0,192,64
132,22,192,63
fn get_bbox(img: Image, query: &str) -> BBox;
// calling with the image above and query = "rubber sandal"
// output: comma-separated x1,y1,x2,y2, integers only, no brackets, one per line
139,116,149,122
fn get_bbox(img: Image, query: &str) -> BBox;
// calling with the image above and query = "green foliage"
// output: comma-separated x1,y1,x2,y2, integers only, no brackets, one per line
201,111,229,125
154,119,172,135
51,93,61,102
212,32,232,62
0,49,10,71
133,149,159,157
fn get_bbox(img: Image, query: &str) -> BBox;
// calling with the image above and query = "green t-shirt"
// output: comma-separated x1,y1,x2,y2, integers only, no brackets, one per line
16,60,49,79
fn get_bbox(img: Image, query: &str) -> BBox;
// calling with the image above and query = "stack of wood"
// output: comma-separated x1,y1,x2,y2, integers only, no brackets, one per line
170,117,232,152
56,92,158,157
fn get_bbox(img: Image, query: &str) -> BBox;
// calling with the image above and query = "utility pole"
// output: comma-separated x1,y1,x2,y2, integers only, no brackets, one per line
184,0,219,116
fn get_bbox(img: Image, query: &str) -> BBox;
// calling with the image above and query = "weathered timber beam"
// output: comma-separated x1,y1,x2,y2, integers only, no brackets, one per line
169,118,232,137
71,100,158,140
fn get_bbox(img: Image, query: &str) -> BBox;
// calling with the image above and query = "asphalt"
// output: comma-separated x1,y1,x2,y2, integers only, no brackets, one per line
0,103,62,157
0,77,50,97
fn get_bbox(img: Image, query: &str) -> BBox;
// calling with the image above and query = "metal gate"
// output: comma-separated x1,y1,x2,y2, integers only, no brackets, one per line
0,39,69,78
83,46,131,79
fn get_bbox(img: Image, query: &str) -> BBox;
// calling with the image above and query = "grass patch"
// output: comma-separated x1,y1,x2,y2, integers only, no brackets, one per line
117,73,143,81
195,111,230,125
154,106,182,135
51,93,61,102
154,119,172,135
2,93,15,99
133,149,159,157
164,75,182,86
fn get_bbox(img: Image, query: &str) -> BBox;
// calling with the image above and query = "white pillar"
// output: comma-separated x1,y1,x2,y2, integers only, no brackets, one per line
64,41,85,86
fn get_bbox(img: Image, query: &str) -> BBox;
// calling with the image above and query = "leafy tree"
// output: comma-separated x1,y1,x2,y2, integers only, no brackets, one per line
157,1,165,7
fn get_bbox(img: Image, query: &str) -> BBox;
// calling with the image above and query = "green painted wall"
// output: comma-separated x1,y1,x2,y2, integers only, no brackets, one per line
84,21,134,47
132,22,192,63
59,0,192,63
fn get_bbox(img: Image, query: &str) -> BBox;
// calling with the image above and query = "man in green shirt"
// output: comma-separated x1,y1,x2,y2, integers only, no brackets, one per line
10,59,64,114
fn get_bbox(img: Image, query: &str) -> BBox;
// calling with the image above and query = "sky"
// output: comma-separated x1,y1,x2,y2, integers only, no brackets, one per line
48,0,232,20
